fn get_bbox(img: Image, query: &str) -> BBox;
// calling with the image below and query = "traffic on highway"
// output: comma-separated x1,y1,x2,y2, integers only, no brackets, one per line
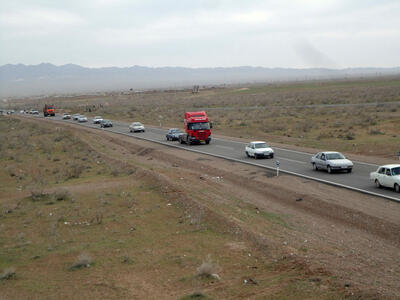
14,109,400,202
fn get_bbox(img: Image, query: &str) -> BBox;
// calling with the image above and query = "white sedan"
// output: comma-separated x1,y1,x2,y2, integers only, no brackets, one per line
62,113,71,120
129,122,145,132
93,116,103,124
370,164,400,192
78,115,88,122
245,141,274,159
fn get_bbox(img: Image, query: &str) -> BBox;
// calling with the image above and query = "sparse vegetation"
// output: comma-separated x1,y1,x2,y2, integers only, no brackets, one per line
196,255,219,279
70,252,93,270
23,76,396,158
0,97,397,299
4,76,399,158
181,292,209,299
53,189,71,201
1,267,16,280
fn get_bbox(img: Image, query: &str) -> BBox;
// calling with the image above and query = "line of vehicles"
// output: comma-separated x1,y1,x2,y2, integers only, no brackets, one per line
8,109,39,115
9,105,400,194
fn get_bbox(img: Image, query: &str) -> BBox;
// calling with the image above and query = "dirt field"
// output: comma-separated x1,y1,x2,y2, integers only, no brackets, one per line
6,76,400,159
1,115,399,299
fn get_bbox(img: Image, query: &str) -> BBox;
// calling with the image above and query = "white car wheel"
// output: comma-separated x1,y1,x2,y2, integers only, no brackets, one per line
312,163,318,171
395,183,400,193
327,166,332,174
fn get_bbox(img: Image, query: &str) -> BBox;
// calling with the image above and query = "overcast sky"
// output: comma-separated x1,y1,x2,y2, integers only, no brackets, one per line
1,0,399,68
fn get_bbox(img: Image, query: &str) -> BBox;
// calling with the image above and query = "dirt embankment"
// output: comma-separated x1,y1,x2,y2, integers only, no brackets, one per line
14,116,400,298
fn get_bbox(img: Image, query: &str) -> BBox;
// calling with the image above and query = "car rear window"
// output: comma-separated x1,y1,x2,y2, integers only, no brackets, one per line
254,143,268,149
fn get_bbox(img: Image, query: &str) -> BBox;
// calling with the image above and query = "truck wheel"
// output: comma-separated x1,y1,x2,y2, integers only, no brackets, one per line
205,140,210,144
395,183,400,193
375,179,381,188
246,151,250,157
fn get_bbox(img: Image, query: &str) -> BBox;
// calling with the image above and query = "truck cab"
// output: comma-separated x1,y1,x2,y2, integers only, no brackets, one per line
179,111,212,145
43,104,55,117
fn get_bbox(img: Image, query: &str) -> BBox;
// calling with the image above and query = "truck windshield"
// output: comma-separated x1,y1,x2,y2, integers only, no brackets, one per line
188,122,210,130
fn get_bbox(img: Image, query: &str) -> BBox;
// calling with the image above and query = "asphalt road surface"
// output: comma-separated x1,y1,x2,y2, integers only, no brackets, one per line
24,113,400,202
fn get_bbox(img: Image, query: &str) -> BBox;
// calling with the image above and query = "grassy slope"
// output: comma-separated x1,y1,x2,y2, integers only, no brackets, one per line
0,116,347,299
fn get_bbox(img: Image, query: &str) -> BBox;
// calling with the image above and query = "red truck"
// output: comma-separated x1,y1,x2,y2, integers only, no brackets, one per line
43,104,55,117
179,111,212,145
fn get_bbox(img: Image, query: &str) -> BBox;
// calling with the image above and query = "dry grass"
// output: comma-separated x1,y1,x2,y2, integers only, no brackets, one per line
70,252,93,270
0,116,358,299
7,76,399,158
1,267,16,280
196,255,220,279
53,188,71,201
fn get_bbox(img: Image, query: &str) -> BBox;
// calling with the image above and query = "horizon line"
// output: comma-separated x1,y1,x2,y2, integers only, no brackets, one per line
1,62,400,70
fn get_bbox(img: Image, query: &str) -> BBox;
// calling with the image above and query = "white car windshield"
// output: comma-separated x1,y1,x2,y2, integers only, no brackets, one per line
132,123,142,126
326,153,345,160
254,143,268,149
392,167,400,176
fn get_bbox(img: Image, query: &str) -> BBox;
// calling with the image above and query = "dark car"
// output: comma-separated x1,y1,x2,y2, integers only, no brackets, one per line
100,120,113,128
166,128,184,141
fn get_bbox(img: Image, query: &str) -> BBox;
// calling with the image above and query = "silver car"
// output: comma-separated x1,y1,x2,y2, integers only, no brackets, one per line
311,151,353,173
129,122,145,132
78,115,88,122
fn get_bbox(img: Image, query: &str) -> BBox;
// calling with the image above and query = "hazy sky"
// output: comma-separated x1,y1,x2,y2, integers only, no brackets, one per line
1,0,399,68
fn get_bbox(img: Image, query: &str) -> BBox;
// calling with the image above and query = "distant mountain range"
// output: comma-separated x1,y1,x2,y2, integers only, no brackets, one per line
1,63,400,98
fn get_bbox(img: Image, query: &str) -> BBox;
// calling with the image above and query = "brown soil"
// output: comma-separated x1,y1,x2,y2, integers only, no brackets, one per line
13,116,400,298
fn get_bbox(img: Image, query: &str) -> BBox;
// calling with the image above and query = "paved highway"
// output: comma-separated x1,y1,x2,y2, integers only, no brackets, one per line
28,114,400,202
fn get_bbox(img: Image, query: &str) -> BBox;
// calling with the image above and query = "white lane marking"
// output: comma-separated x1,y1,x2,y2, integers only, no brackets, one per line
276,157,308,164
215,145,235,150
350,161,379,167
